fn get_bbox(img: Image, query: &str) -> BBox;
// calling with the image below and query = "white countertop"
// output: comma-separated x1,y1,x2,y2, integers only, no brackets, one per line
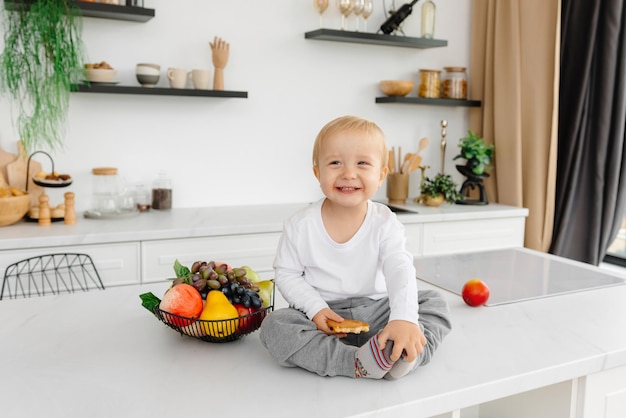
0,201,528,250
1,248,625,418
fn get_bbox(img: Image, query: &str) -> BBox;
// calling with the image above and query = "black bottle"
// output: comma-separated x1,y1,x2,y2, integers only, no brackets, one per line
380,0,420,35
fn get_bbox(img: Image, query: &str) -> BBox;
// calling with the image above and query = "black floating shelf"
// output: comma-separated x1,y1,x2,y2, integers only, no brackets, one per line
304,29,447,49
376,96,481,107
75,1,155,22
72,84,248,98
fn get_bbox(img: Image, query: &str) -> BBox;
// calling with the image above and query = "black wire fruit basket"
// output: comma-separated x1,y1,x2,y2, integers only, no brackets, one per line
153,304,272,343
141,281,275,343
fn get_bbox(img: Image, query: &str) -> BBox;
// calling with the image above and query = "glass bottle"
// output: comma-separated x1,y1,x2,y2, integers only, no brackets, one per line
152,170,172,210
421,0,436,39
442,67,468,99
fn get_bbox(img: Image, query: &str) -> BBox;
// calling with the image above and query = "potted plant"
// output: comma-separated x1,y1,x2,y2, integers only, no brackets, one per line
0,0,87,153
453,130,494,205
454,130,494,176
420,173,463,206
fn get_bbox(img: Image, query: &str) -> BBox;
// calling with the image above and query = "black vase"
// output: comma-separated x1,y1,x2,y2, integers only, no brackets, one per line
456,164,489,205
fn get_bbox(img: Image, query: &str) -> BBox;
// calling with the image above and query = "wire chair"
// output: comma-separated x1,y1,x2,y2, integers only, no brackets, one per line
1,253,105,300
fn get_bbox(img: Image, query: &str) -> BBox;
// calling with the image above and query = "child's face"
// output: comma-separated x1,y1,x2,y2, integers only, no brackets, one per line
313,129,388,208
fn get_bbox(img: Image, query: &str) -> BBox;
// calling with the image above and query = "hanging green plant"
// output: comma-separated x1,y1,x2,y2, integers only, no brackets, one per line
0,0,87,153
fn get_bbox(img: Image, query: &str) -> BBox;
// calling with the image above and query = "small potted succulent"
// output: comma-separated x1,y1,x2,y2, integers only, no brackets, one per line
420,173,463,206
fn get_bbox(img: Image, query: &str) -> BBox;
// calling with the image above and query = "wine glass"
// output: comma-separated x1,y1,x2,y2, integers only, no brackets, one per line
351,0,365,31
361,0,374,31
313,0,329,28
337,0,353,31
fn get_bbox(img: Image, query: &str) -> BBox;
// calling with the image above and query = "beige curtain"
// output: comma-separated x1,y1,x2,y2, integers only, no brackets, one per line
468,0,561,252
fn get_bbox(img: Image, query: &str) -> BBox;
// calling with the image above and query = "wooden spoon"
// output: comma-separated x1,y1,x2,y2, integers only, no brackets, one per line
408,154,423,173
401,153,415,174
417,137,429,154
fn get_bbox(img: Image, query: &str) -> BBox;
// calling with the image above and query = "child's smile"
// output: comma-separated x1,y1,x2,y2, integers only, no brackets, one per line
313,128,388,210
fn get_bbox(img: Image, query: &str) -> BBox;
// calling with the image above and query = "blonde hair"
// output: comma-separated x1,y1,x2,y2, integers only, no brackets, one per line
312,115,389,168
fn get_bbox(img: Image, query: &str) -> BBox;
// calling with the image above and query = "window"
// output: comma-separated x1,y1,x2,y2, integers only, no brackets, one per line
605,216,626,267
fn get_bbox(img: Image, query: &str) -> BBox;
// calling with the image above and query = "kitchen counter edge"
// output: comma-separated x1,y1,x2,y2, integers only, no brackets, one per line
0,201,528,250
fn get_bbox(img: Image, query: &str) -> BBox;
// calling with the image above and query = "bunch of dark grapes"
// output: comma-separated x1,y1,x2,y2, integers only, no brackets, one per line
173,261,263,309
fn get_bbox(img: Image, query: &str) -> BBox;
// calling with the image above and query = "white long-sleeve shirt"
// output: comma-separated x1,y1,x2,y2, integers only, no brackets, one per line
273,198,419,324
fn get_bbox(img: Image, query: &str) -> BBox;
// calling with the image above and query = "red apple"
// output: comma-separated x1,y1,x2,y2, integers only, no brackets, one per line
462,279,490,307
233,304,256,332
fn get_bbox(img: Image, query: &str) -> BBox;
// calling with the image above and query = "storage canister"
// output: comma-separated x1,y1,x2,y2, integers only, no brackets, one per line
442,66,468,99
418,69,441,98
152,170,172,210
91,167,121,214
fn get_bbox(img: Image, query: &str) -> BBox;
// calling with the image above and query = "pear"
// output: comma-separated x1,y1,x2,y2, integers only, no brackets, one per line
256,280,274,308
199,290,239,338
242,265,261,283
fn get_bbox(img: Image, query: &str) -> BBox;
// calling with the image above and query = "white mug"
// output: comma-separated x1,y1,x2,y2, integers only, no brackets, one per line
167,68,188,89
189,69,211,90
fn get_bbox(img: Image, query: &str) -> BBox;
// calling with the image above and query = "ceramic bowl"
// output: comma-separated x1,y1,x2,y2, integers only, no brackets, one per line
136,74,160,87
136,63,160,87
85,68,117,83
379,80,415,97
0,194,30,226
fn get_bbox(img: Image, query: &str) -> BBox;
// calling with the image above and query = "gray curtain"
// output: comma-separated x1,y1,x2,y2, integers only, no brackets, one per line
550,0,626,265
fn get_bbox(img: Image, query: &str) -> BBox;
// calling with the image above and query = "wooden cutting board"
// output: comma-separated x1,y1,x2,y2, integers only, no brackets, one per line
6,140,43,206
0,144,17,182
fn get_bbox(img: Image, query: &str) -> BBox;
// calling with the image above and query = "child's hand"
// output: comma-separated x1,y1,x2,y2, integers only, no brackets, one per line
378,320,426,362
312,308,346,337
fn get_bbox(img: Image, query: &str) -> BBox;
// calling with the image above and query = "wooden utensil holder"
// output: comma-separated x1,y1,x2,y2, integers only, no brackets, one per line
386,173,409,204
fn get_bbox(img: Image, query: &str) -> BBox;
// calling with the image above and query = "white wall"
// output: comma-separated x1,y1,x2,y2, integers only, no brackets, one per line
0,0,473,212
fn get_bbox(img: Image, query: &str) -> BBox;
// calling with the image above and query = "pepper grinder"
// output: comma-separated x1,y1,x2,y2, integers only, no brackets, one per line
440,119,447,174
64,192,76,225
38,193,51,226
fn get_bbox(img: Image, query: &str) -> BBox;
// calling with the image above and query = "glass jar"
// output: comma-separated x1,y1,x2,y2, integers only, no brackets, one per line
418,69,441,98
442,66,468,99
92,167,121,214
421,0,436,39
152,170,172,210
132,184,151,212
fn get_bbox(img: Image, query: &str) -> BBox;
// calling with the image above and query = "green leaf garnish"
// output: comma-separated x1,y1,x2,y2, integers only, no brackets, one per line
140,292,161,313
173,259,190,278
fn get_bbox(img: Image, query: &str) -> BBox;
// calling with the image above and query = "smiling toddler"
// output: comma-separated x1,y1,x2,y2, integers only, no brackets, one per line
260,115,452,379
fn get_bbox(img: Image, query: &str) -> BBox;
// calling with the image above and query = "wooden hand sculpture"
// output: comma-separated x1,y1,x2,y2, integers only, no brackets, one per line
210,36,230,90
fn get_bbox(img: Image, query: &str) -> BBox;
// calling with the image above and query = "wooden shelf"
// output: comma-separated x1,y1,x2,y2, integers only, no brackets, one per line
75,2,155,22
376,96,481,107
72,84,248,98
304,29,447,49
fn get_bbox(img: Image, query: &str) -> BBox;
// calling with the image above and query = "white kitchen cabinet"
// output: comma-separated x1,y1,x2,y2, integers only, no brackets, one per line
141,232,282,283
0,203,528,292
0,242,140,288
576,364,626,418
421,217,525,256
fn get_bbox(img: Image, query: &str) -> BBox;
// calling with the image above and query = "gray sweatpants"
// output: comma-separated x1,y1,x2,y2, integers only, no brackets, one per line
259,289,452,378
